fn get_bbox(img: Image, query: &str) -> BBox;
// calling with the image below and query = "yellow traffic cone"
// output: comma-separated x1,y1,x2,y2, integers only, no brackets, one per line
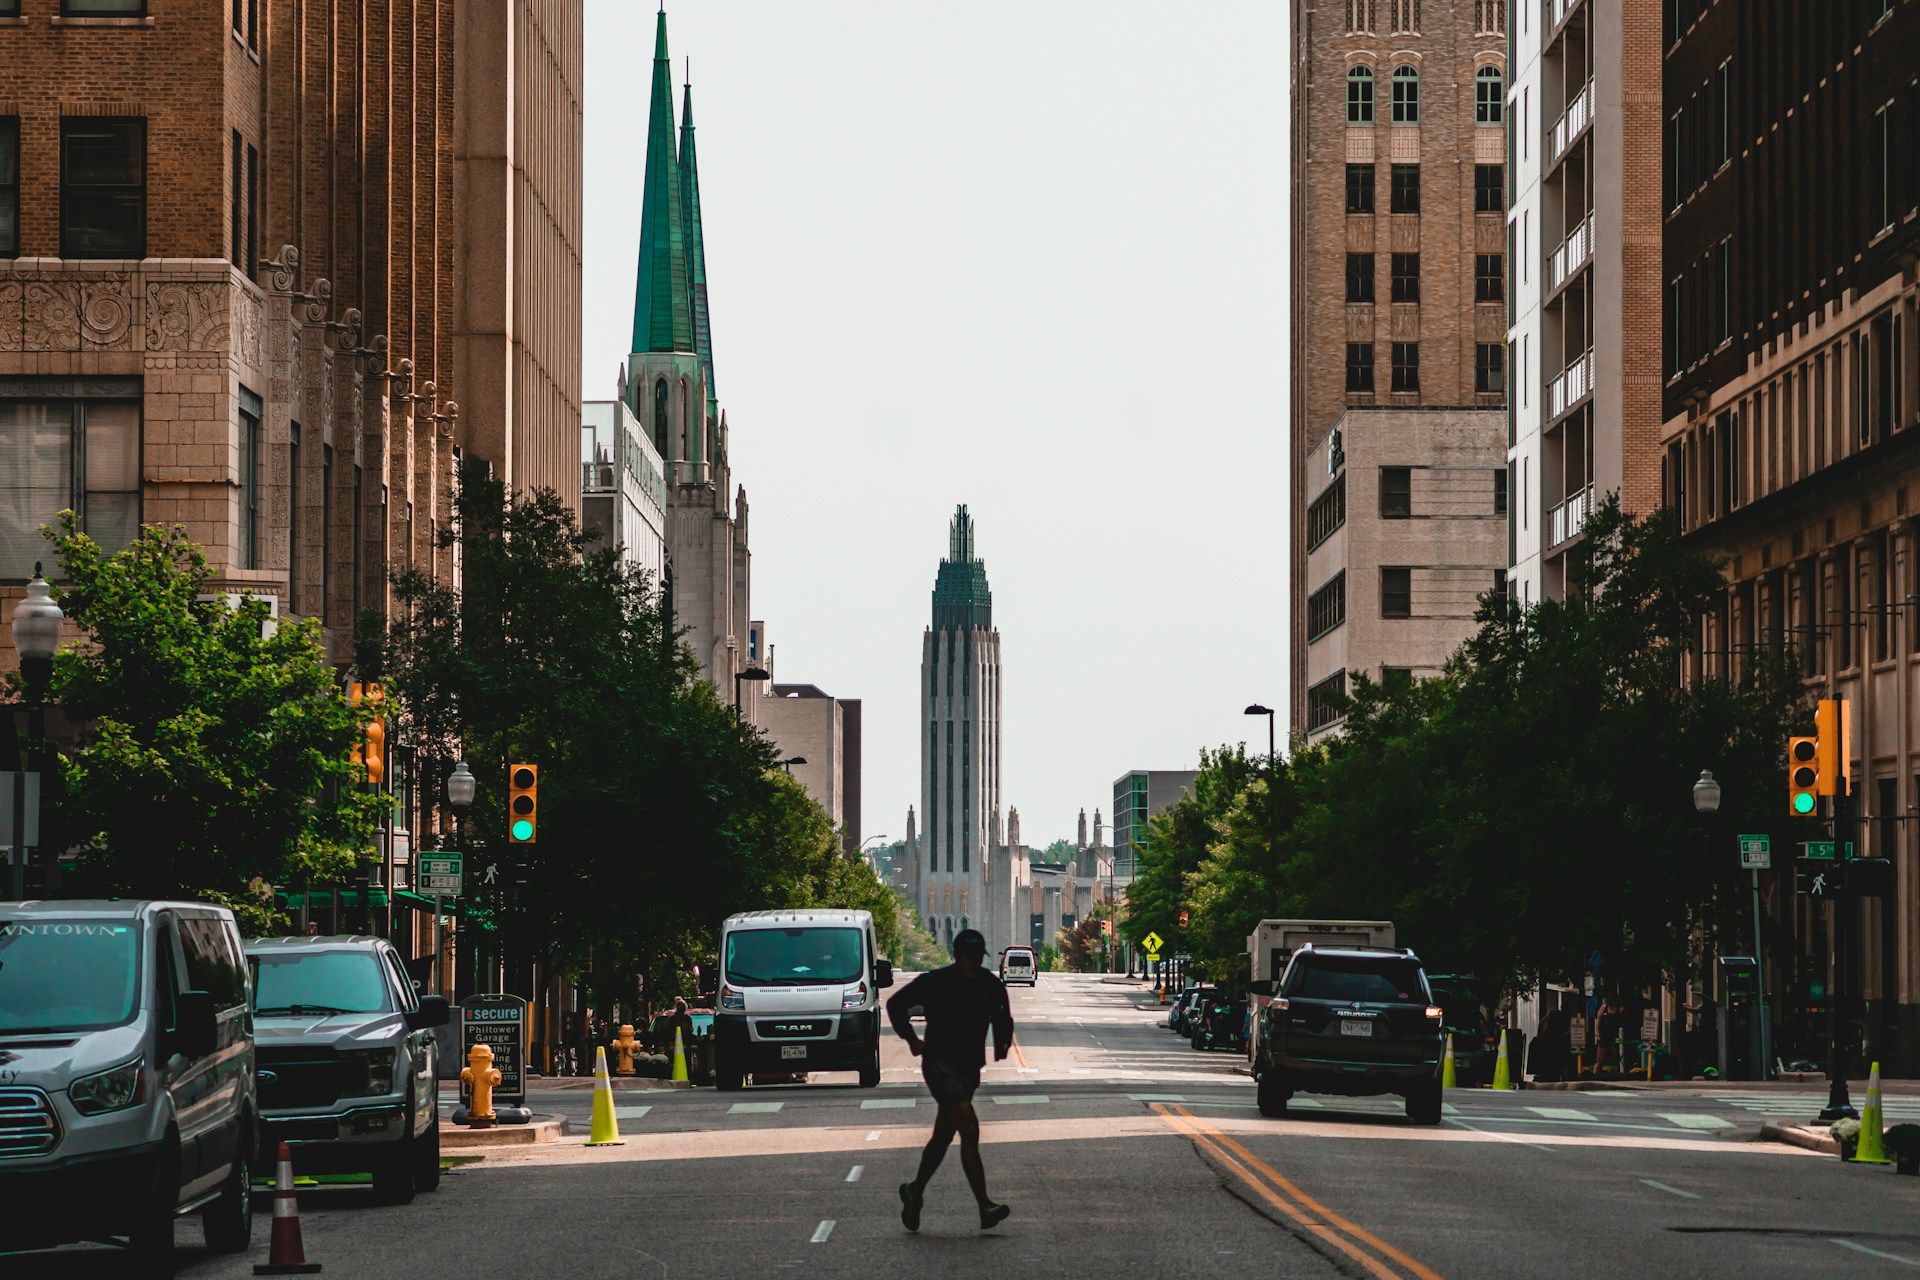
1441,1033,1457,1090
671,1026,690,1084
586,1046,625,1147
1854,1061,1891,1164
1490,1029,1513,1090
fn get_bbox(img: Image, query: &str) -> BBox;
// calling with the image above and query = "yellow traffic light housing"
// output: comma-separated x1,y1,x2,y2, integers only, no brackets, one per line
1815,698,1851,797
1788,736,1818,816
349,682,386,785
508,763,538,843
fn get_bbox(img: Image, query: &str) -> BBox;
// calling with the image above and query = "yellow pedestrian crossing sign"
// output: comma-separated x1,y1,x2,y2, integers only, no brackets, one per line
1141,931,1164,953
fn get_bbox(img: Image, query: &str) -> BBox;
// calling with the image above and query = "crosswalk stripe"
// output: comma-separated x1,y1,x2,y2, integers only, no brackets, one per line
728,1101,783,1114
1660,1113,1734,1130
1128,1093,1187,1102
1289,1097,1324,1108
1528,1106,1596,1122
614,1105,651,1120
991,1094,1049,1105
860,1098,917,1110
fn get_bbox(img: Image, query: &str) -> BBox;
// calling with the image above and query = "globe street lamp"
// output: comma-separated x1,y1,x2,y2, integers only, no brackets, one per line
10,566,63,897
440,761,477,996
1244,703,1276,767
734,664,770,712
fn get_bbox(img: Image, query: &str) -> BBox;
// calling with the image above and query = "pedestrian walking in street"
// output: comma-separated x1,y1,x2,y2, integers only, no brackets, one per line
886,928,1015,1233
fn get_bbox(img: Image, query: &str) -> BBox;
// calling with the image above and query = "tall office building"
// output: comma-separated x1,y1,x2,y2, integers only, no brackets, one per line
1290,0,1510,741
918,505,1005,950
1506,0,1663,604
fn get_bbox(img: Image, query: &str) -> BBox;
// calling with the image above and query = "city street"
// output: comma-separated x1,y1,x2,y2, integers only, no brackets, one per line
13,973,1920,1279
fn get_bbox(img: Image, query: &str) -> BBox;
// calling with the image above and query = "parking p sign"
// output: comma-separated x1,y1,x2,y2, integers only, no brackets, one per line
1738,834,1771,871
420,851,463,896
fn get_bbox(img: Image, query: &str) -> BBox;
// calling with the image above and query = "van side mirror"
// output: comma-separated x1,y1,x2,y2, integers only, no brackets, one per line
408,995,451,1030
1247,980,1275,997
174,991,218,1059
875,959,894,989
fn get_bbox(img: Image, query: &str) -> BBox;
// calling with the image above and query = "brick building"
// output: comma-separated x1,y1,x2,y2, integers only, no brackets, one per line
1662,0,1920,1071
1290,0,1510,740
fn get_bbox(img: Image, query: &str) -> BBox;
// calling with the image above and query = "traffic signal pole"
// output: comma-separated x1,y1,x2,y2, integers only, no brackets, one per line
1820,781,1858,1121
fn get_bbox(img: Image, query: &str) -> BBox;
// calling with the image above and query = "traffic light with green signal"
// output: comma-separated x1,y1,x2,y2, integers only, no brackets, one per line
1788,736,1818,816
508,764,538,843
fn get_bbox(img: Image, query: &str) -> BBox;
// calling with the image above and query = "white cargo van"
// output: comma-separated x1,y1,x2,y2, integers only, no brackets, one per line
1245,919,1395,1068
0,900,257,1272
714,909,892,1090
999,946,1037,986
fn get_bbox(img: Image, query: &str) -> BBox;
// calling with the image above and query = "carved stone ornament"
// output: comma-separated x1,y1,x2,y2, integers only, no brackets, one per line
303,277,332,326
23,275,135,351
338,306,364,352
260,245,300,293
0,278,20,351
146,281,230,352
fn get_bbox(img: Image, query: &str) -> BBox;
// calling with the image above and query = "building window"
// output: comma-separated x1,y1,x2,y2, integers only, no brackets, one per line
1346,0,1374,33
1493,467,1508,514
232,0,241,33
1346,163,1375,213
1346,252,1376,303
1379,466,1412,518
230,130,244,270
1391,66,1420,124
1306,671,1347,732
0,118,16,257
1381,566,1412,618
63,0,146,12
1475,66,1504,123
1476,342,1506,394
239,387,261,569
60,117,145,258
1390,252,1420,302
1388,0,1419,35
1872,100,1894,235
1346,343,1375,393
1715,238,1732,345
1475,252,1503,302
289,422,301,611
1307,475,1347,550
1391,342,1420,392
1716,59,1732,167
0,379,142,578
652,378,669,456
321,443,333,623
1474,163,1503,213
1390,164,1421,213
1474,0,1502,35
1307,572,1347,642
245,144,258,279
1348,66,1375,125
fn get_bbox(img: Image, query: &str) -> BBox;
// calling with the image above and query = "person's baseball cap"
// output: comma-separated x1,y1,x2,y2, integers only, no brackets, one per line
953,929,987,961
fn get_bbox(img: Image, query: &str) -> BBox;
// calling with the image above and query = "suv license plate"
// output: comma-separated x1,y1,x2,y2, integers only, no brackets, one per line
1340,1019,1373,1038
780,1045,807,1060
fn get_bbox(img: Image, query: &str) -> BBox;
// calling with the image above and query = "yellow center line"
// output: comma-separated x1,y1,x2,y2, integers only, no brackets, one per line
1154,1103,1448,1280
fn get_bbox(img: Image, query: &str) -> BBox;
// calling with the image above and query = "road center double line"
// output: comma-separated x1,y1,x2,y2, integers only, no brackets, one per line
1152,1103,1445,1280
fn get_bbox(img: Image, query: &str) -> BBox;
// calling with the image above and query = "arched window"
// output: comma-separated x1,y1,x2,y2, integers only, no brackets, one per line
1475,66,1504,124
680,382,691,461
1347,66,1375,125
1391,65,1420,124
652,378,669,457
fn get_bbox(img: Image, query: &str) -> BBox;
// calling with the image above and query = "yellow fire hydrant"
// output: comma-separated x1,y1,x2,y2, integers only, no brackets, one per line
460,1042,502,1128
610,1023,643,1076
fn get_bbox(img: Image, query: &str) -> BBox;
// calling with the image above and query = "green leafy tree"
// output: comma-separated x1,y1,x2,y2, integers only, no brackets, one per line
29,515,382,931
1123,746,1254,955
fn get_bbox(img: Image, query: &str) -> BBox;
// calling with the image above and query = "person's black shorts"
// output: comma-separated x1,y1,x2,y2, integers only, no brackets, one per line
922,1057,982,1105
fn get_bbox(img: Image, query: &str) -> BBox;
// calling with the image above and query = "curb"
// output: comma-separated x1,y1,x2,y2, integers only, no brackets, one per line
1528,1080,1649,1092
528,1077,695,1091
440,1114,569,1149
1760,1119,1840,1155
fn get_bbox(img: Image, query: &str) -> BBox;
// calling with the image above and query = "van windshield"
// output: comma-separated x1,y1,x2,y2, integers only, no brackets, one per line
0,920,141,1033
724,927,864,986
251,951,393,1015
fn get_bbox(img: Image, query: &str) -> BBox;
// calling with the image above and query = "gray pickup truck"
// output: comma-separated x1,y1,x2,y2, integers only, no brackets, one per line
244,936,449,1203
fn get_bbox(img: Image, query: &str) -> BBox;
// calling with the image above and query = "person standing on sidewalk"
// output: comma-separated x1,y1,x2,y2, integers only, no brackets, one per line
887,928,1015,1232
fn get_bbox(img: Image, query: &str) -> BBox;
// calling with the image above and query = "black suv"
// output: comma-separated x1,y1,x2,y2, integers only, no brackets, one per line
1251,945,1444,1123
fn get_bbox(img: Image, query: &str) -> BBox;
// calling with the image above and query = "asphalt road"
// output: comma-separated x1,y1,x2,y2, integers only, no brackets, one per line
16,973,1920,1278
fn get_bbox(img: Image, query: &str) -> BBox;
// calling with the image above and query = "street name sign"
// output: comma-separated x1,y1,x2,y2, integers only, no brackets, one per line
1738,834,1771,870
461,993,527,1105
419,851,463,896
1140,930,1164,954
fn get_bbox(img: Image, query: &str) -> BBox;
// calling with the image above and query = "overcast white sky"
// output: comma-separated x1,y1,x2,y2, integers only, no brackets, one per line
582,0,1289,847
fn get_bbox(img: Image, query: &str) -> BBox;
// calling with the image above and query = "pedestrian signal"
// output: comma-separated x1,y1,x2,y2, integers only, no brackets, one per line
1788,736,1818,816
508,763,538,843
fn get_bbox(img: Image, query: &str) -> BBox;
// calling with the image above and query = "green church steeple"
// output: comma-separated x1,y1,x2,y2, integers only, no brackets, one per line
680,78,717,413
632,7,693,355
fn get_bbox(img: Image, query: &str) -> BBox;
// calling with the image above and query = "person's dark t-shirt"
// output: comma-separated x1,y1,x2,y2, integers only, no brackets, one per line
886,964,1014,1073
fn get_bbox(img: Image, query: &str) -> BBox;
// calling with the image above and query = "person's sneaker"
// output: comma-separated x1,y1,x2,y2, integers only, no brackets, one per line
979,1201,1011,1231
899,1182,923,1232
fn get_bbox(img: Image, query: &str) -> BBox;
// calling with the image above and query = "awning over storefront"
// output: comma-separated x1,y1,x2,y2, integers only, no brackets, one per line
392,890,495,932
274,888,390,909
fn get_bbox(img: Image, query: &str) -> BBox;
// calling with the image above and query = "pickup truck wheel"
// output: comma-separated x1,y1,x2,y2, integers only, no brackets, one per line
128,1136,179,1277
200,1137,254,1254
1256,1066,1291,1118
373,1093,419,1205
413,1092,443,1192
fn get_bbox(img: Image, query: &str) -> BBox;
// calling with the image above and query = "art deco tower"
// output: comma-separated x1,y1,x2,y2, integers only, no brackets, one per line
919,506,1004,950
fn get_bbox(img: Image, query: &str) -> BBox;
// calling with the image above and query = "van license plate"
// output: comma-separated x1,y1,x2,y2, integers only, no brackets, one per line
1340,1019,1373,1038
780,1045,807,1060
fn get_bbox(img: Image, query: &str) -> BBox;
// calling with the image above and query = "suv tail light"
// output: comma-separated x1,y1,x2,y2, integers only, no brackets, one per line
1424,1006,1444,1021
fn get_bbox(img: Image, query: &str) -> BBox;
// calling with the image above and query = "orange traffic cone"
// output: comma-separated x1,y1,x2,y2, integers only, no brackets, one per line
253,1141,322,1274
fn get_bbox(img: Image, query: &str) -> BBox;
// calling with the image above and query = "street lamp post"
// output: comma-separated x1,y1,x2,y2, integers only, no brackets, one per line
779,755,807,773
1694,770,1770,1081
444,761,477,998
10,567,62,899
1244,704,1277,767
734,665,770,713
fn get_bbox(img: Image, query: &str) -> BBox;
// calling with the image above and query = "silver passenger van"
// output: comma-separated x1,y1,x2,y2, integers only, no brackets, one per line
0,900,256,1273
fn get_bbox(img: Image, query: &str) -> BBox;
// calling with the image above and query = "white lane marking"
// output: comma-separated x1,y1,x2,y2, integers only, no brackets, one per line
861,1098,917,1109
614,1105,652,1120
729,1101,783,1114
1833,1239,1920,1268
865,1130,881,1141
811,1220,836,1244
1288,1097,1324,1109
845,1165,863,1183
1639,1178,1699,1200
1660,1113,1735,1130
1128,1093,1187,1102
1527,1106,1596,1122
1016,1067,1041,1074
992,1094,1049,1105
1442,1103,1459,1115
1446,1116,1556,1152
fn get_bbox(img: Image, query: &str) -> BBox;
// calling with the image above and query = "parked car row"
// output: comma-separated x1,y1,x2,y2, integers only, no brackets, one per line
0,898,451,1275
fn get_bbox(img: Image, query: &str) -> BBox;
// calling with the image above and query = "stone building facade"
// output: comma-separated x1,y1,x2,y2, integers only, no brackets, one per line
1290,0,1508,738
1662,0,1920,1072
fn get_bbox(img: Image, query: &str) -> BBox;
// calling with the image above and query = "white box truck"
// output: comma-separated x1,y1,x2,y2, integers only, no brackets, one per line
1244,919,1395,1066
